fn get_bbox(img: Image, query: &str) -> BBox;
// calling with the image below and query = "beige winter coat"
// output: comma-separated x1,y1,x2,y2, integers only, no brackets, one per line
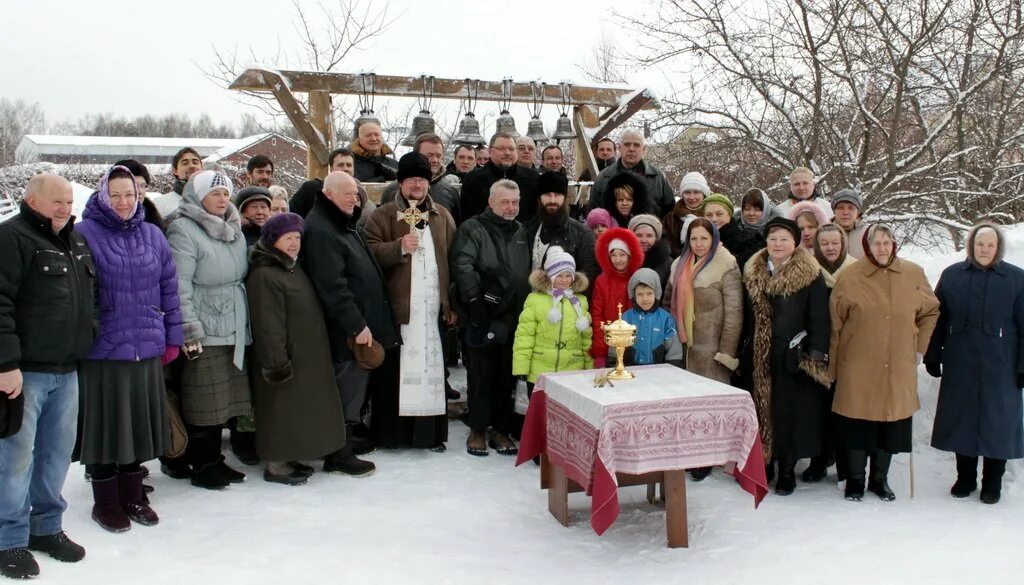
666,245,743,383
829,257,940,421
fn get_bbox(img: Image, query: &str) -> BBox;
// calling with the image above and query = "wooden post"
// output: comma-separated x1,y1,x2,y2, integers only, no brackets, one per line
664,470,689,548
307,91,333,180
574,105,599,179
548,461,570,527
574,105,600,207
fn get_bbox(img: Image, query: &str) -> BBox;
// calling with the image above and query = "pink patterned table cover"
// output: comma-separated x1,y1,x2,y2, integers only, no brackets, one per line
517,364,768,535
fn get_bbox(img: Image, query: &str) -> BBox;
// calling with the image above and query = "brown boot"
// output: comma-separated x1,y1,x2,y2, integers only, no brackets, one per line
91,476,130,533
488,431,519,456
466,430,488,457
119,471,159,526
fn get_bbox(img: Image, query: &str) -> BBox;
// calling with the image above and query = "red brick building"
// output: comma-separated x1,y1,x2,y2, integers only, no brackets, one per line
204,132,308,191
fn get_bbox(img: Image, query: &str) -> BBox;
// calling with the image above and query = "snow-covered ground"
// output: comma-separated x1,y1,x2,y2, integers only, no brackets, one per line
51,228,1024,585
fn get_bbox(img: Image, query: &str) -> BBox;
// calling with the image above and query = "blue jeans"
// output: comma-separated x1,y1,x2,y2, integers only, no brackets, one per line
0,371,78,551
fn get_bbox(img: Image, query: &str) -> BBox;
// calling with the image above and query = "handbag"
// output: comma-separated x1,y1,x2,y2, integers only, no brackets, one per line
514,379,530,416
164,389,188,459
0,393,24,439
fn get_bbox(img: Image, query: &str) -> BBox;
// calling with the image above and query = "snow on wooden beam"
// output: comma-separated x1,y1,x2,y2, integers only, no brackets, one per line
591,91,655,145
229,68,659,110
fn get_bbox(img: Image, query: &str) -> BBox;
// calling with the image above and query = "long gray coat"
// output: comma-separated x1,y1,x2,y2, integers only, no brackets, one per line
246,243,346,461
166,182,251,369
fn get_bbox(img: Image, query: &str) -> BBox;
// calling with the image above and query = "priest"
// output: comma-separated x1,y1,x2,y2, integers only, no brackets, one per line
364,152,457,451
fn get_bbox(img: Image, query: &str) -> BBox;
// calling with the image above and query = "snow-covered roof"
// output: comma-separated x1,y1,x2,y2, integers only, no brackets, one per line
16,133,306,166
203,132,307,164
22,135,240,149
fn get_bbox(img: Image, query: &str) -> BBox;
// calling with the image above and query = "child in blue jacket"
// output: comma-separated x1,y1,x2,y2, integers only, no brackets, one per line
616,268,678,366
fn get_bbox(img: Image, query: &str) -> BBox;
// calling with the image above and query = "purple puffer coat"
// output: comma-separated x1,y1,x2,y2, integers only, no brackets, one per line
75,168,184,361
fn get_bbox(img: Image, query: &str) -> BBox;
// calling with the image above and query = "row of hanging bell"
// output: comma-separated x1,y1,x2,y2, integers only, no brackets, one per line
399,110,437,147
450,110,575,146
500,112,576,142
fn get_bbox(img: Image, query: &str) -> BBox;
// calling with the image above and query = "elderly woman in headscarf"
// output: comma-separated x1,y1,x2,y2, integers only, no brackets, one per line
797,223,859,483
814,224,858,287
830,223,939,502
665,217,743,481
925,223,1024,505
744,216,831,495
246,213,346,485
166,170,252,491
75,165,183,532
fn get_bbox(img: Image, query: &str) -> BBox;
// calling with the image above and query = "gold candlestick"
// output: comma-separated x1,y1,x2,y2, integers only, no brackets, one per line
601,303,637,381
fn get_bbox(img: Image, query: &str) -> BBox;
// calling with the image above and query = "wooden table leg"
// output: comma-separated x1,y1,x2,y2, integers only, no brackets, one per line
646,482,656,504
547,461,569,527
664,470,688,548
540,453,551,490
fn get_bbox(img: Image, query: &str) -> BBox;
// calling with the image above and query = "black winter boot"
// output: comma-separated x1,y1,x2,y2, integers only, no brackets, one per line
159,456,192,479
27,532,85,563
950,454,978,498
216,456,246,484
689,467,712,482
867,451,896,501
188,427,230,490
775,456,797,496
230,429,260,466
191,461,230,490
0,548,39,579
845,449,867,501
980,458,1006,504
801,454,829,483
350,423,376,456
323,426,375,477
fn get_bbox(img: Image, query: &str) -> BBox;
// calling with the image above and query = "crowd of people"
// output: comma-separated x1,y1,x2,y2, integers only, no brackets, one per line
0,120,1021,579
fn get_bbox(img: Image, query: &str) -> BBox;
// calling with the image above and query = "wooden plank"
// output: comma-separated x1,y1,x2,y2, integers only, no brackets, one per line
540,453,551,490
591,91,656,145
573,106,599,207
306,91,333,179
664,470,689,548
574,105,599,179
548,462,570,527
230,68,658,110
259,70,329,167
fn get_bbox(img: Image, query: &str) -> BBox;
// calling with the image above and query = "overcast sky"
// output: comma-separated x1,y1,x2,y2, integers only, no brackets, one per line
1,0,670,132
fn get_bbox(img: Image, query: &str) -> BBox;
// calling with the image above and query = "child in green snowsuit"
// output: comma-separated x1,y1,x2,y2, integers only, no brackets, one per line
513,246,594,385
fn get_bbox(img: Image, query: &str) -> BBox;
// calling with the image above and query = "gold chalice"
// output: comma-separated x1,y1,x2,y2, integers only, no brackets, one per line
601,303,637,381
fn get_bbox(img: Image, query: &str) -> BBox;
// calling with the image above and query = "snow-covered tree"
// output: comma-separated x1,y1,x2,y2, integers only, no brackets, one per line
623,0,1024,247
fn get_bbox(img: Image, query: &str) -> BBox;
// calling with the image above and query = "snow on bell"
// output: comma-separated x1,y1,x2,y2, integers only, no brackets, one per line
495,110,519,138
526,117,549,144
352,110,381,140
399,110,437,147
550,113,576,141
452,112,485,146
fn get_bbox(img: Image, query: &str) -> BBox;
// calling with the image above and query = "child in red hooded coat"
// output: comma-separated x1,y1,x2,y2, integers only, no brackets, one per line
590,227,645,367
